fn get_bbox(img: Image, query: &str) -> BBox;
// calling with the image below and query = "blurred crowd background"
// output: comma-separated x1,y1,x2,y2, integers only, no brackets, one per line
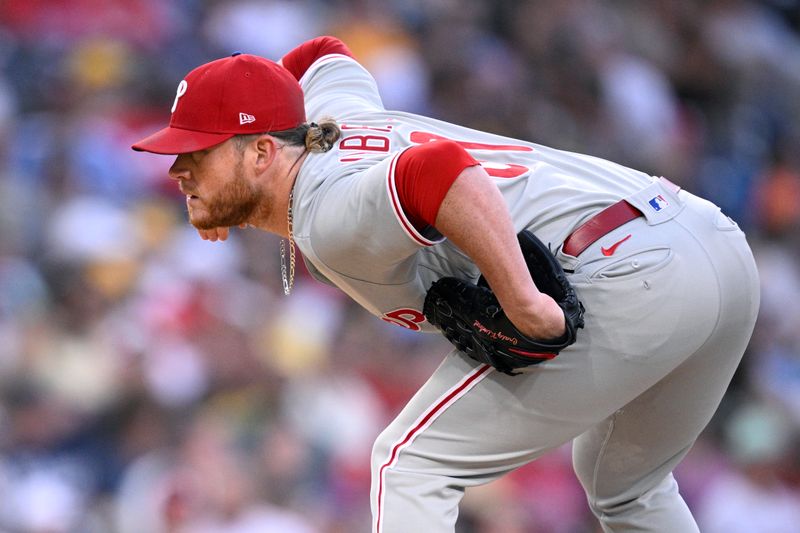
1,0,799,532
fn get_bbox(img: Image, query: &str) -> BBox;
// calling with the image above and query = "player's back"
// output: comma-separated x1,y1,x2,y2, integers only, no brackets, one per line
327,108,656,246
290,47,673,326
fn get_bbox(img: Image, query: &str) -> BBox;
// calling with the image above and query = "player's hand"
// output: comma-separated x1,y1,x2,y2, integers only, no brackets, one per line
507,292,567,340
196,224,248,242
424,230,585,376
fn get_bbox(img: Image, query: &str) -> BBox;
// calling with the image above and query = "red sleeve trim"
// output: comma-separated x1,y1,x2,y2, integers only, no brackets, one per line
394,141,480,231
281,36,354,81
386,152,437,246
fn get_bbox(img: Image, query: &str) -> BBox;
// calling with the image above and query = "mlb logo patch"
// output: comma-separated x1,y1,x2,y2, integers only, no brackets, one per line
648,194,669,212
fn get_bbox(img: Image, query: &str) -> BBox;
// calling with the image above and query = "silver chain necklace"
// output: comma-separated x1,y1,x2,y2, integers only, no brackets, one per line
280,188,296,296
280,149,308,297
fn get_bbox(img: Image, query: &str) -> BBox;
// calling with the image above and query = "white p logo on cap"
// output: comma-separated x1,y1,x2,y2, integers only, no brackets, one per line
171,80,188,113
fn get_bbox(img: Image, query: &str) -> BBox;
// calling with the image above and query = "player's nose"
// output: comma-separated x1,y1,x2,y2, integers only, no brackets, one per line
168,154,191,181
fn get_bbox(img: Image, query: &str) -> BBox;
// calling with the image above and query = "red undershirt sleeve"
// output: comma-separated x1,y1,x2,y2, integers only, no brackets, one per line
395,141,480,231
281,36,355,80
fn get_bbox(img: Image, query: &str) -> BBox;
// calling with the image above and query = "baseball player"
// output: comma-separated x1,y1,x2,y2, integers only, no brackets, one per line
132,37,760,533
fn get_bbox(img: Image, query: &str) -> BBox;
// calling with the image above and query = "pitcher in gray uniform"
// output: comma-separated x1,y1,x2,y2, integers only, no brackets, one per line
132,37,760,533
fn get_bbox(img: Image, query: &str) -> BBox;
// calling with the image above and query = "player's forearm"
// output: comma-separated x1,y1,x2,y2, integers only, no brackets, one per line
434,166,565,339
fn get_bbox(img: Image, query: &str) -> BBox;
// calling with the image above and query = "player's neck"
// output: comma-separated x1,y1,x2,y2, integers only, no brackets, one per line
250,146,308,238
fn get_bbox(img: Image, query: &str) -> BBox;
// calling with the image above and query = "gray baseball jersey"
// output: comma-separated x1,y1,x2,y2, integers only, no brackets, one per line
292,52,659,333
285,43,760,533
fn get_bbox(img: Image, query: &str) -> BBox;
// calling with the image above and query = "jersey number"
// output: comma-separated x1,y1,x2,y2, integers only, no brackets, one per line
409,131,530,179
338,125,531,178
382,308,425,331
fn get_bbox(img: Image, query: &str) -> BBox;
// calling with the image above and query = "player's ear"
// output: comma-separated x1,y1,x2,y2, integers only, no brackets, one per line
252,134,280,170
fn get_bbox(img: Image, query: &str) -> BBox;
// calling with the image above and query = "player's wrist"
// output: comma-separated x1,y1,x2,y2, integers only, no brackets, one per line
507,293,566,341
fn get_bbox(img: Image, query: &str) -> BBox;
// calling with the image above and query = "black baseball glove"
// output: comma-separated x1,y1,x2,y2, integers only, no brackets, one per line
423,230,585,375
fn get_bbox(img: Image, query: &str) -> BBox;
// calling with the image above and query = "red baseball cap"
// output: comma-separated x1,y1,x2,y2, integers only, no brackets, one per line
132,53,306,155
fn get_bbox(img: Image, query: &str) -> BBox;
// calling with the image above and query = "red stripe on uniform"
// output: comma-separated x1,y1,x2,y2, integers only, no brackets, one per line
374,364,493,532
386,152,436,246
508,347,557,359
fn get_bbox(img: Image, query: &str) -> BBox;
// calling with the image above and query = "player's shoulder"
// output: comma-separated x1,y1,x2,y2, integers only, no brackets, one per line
300,48,359,73
295,152,422,264
298,50,371,91
301,59,384,119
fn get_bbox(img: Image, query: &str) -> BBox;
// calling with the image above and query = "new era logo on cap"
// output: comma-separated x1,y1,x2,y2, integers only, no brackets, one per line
239,112,256,125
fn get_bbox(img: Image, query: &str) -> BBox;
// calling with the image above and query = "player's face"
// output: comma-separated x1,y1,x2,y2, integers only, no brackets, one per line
169,140,263,230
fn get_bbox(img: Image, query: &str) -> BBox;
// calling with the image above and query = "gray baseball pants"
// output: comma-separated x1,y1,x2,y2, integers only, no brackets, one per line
370,186,760,532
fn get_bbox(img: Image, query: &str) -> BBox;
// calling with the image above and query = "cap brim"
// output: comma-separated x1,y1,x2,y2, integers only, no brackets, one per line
131,126,236,155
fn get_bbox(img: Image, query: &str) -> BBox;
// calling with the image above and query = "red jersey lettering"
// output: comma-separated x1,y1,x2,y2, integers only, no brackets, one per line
409,131,533,152
479,161,529,179
382,308,426,331
339,134,391,152
341,123,393,132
